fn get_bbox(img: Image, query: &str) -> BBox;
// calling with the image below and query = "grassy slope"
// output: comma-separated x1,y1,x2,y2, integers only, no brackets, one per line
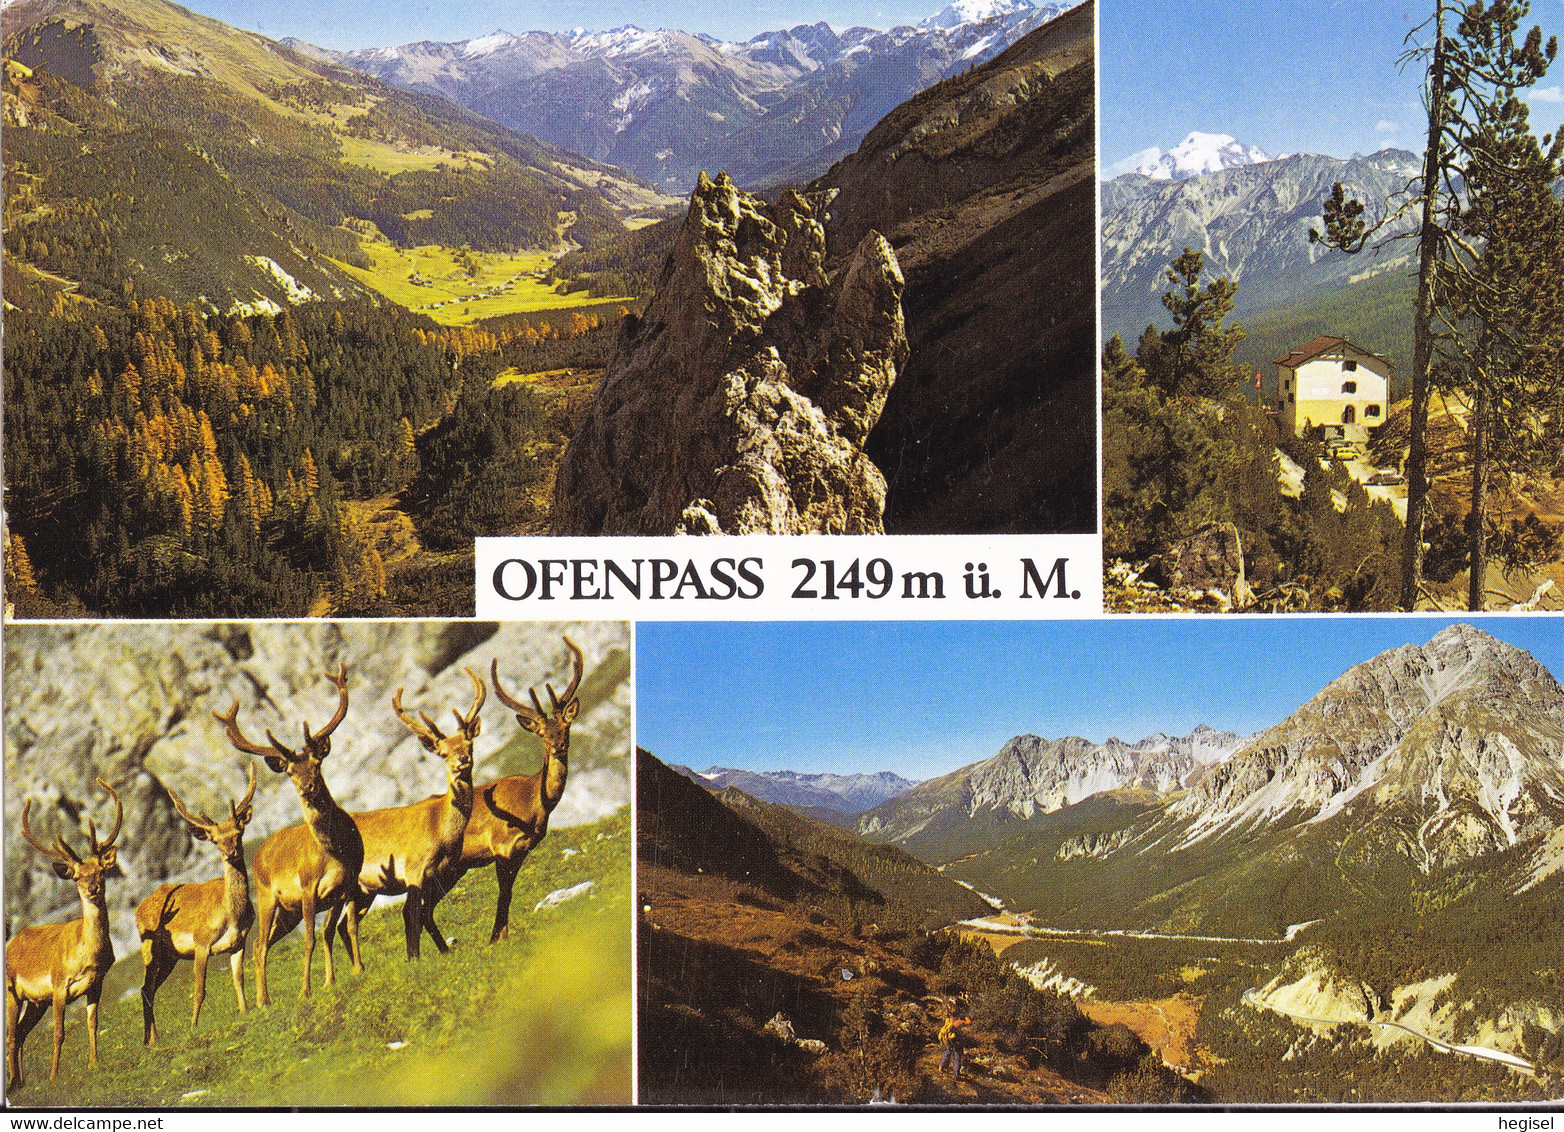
6,808,630,1108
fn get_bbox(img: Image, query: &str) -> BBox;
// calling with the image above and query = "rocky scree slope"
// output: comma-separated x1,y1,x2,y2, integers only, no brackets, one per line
550,172,906,535
4,622,631,954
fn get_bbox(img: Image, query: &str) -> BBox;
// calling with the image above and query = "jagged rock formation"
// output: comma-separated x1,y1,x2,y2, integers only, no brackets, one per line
551,172,907,535
4,622,631,954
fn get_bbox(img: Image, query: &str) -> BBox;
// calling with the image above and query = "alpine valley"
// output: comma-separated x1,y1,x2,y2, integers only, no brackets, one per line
643,624,1564,1102
2,0,1093,617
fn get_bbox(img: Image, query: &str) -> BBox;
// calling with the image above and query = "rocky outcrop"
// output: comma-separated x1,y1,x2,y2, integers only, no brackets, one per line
551,172,907,535
4,622,631,953
1145,522,1254,611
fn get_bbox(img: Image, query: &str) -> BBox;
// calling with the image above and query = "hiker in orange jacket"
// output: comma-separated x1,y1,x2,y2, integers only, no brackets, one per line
938,1009,972,1079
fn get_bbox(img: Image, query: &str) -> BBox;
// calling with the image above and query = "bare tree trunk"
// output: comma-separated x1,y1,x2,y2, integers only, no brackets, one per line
1400,0,1447,612
1467,383,1489,611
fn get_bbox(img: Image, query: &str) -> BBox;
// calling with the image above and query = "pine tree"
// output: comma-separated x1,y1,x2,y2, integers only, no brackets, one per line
1437,70,1564,607
1312,0,1560,609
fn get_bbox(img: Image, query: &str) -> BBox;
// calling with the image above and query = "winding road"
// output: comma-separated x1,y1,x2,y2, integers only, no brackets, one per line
1240,988,1536,1074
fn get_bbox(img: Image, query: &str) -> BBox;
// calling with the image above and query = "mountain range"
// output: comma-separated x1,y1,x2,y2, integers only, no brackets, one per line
853,625,1564,939
289,0,1077,191
1101,145,1423,350
668,765,920,812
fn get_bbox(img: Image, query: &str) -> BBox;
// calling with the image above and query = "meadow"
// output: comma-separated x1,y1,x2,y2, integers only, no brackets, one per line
328,242,636,327
5,809,631,1108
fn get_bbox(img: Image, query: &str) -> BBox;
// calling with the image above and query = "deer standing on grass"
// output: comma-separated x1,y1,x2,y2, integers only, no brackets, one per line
135,762,258,1044
321,669,485,960
5,780,123,1091
214,662,365,1006
439,638,582,945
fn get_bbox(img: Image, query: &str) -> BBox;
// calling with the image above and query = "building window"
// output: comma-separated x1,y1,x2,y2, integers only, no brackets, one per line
1344,360,1359,372
1288,392,1295,403
1367,404,1381,418
1342,381,1357,394
1343,405,1356,424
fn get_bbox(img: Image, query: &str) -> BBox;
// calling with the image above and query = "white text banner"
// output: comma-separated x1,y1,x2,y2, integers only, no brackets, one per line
475,534,1101,620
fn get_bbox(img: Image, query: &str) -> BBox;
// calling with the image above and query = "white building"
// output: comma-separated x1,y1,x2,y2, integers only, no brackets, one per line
1275,335,1393,441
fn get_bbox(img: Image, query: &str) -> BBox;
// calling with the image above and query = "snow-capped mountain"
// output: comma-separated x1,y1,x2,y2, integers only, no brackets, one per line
668,765,921,812
290,1,1077,190
1100,147,1422,342
1107,131,1274,180
919,0,1051,30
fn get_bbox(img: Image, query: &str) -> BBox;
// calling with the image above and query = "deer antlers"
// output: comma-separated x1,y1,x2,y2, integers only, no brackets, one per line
165,762,258,838
213,663,350,763
492,637,583,725
20,779,123,867
392,667,486,749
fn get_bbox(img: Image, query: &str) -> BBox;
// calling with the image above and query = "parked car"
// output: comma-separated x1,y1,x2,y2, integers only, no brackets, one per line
1368,470,1406,485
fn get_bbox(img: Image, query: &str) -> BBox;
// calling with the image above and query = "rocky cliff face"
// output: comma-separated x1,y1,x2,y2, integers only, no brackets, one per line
816,2,1096,532
4,622,631,953
551,172,907,535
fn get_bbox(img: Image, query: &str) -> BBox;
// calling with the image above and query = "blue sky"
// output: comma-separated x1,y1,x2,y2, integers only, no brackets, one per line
1102,0,1564,172
636,617,1564,779
191,0,964,50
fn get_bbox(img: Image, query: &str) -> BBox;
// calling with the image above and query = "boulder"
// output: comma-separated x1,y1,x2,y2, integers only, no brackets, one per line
1149,522,1255,610
551,172,908,535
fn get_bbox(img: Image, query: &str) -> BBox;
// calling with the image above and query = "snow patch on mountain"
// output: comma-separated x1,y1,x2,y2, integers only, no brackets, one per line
462,31,522,57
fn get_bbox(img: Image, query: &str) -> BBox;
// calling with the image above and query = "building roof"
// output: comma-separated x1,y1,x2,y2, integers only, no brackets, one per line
1272,335,1394,370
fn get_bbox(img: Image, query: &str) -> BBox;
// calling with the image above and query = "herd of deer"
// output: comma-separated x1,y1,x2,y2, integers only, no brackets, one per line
4,637,587,1093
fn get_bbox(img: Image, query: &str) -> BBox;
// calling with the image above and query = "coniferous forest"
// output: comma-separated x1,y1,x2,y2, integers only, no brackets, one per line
4,299,623,617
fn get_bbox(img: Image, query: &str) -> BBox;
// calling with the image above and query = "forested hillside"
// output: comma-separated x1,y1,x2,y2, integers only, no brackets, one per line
0,0,660,615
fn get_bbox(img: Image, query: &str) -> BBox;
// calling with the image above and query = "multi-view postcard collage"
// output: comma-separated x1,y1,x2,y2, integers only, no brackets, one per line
2,0,1562,1117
